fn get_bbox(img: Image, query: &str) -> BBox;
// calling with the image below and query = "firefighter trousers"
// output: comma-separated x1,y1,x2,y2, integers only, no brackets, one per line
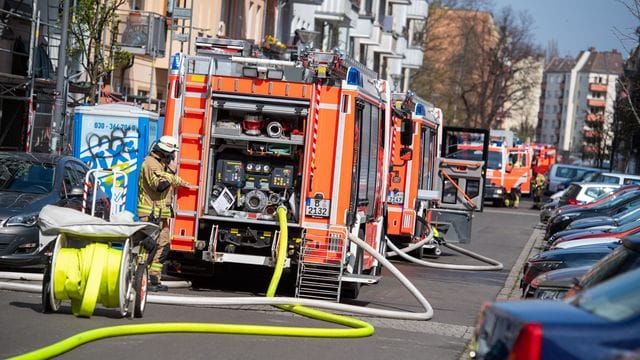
140,216,170,282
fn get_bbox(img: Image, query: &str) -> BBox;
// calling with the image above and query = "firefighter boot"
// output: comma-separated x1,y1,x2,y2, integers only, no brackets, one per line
148,275,168,292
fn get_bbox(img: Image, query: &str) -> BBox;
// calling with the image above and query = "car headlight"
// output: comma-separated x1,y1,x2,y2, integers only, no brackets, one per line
560,213,580,222
535,260,563,272
536,288,567,300
5,212,39,227
495,188,503,194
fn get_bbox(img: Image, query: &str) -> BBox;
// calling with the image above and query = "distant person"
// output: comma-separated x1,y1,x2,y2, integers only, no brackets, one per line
532,172,546,209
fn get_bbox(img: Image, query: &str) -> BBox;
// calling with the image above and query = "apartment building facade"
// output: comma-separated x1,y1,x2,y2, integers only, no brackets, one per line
279,0,428,93
537,49,623,163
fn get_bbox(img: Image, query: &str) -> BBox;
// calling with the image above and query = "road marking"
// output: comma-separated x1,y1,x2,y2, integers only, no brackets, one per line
482,209,539,217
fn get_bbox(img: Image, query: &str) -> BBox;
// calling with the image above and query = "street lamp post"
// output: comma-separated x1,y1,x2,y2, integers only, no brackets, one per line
51,0,71,154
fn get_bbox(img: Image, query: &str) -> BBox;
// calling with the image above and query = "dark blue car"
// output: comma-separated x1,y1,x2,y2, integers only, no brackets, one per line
0,152,108,268
470,267,640,359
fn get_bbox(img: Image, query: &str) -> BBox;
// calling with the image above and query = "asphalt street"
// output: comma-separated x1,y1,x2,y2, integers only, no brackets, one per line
0,199,540,360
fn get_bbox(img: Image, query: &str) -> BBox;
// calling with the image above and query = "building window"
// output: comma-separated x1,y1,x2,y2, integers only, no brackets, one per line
130,0,145,10
407,18,425,48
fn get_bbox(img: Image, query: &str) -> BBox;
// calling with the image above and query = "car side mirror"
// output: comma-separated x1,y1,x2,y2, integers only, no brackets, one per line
68,185,84,197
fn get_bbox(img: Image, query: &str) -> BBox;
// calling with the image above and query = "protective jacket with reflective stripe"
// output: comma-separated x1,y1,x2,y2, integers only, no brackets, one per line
137,152,184,218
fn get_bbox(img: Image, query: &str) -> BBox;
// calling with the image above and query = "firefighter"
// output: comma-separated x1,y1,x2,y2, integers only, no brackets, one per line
137,135,189,292
532,172,546,209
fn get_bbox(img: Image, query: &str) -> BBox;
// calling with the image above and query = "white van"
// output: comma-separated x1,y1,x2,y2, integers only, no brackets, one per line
546,164,597,193
591,172,640,186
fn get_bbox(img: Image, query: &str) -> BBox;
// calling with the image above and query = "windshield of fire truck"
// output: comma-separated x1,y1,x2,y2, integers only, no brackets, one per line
452,149,502,170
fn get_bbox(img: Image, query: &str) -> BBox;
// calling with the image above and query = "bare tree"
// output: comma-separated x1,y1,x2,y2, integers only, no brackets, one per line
459,7,543,129
413,4,542,129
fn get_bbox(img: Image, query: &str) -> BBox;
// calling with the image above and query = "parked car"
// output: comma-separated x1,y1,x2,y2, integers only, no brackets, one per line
557,182,619,207
546,163,597,193
545,189,640,240
470,267,640,359
520,243,618,297
591,172,640,186
543,184,640,224
551,236,621,250
526,265,591,300
550,184,640,220
546,221,640,251
563,232,640,298
556,169,602,192
0,152,109,268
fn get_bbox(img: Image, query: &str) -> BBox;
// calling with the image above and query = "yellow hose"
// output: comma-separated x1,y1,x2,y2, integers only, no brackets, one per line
9,206,373,360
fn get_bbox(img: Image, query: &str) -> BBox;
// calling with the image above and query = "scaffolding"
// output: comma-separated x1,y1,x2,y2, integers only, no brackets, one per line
0,0,89,153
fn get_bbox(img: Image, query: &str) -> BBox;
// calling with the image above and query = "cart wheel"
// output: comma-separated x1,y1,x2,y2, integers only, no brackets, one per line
433,246,442,257
133,265,148,318
41,262,54,313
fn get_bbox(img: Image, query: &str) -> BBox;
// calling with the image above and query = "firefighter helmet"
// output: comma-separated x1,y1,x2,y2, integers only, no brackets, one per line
156,135,179,153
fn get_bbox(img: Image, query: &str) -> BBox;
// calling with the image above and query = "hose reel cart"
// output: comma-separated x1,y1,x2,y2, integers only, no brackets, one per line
39,205,160,318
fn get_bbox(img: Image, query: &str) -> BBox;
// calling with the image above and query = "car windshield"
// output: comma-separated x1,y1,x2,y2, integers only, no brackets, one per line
612,221,640,233
0,157,55,194
570,267,640,322
592,191,640,210
592,174,621,184
561,184,582,201
614,206,640,223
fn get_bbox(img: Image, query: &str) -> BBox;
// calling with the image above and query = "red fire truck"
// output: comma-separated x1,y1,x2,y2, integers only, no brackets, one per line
162,38,395,300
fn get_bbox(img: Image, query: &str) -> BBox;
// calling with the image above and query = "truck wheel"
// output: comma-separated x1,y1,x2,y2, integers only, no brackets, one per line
133,265,148,318
341,230,364,300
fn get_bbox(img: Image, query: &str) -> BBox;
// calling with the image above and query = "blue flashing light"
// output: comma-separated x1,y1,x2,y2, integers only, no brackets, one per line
170,53,181,71
415,103,426,116
494,140,503,146
346,67,361,86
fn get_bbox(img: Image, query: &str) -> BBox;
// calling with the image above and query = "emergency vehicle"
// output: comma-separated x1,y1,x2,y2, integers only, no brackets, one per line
385,93,441,256
506,145,533,196
531,144,556,176
162,37,391,301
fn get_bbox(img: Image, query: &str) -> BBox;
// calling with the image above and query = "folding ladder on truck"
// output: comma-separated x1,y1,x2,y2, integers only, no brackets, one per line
168,55,215,252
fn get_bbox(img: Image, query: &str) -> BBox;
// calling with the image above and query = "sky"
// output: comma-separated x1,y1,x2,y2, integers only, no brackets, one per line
491,0,639,57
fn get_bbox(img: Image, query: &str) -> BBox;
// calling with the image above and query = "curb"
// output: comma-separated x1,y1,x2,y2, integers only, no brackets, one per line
458,223,546,360
496,225,545,301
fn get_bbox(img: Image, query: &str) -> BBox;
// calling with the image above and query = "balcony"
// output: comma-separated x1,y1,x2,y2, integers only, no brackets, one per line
586,113,605,123
403,47,423,68
316,0,358,27
117,10,166,57
587,98,606,108
407,0,429,18
351,15,374,38
589,83,608,92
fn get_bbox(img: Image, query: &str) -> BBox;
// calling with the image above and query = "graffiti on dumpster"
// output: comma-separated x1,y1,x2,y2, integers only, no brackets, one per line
78,115,141,213
79,119,139,173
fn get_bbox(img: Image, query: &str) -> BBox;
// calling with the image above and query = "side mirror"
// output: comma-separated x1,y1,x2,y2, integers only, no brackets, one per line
400,117,413,146
505,164,513,173
68,185,84,197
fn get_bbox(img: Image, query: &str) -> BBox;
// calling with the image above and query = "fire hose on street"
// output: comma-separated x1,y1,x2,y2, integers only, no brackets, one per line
0,206,435,359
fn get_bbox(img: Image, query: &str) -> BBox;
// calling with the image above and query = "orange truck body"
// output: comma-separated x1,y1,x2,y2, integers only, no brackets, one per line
161,39,390,298
385,94,440,245
531,144,557,176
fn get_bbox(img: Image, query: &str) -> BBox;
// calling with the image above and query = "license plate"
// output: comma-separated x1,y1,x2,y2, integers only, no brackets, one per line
305,198,330,217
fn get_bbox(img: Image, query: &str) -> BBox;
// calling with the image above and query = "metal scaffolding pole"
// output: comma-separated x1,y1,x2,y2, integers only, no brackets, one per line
51,0,71,154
